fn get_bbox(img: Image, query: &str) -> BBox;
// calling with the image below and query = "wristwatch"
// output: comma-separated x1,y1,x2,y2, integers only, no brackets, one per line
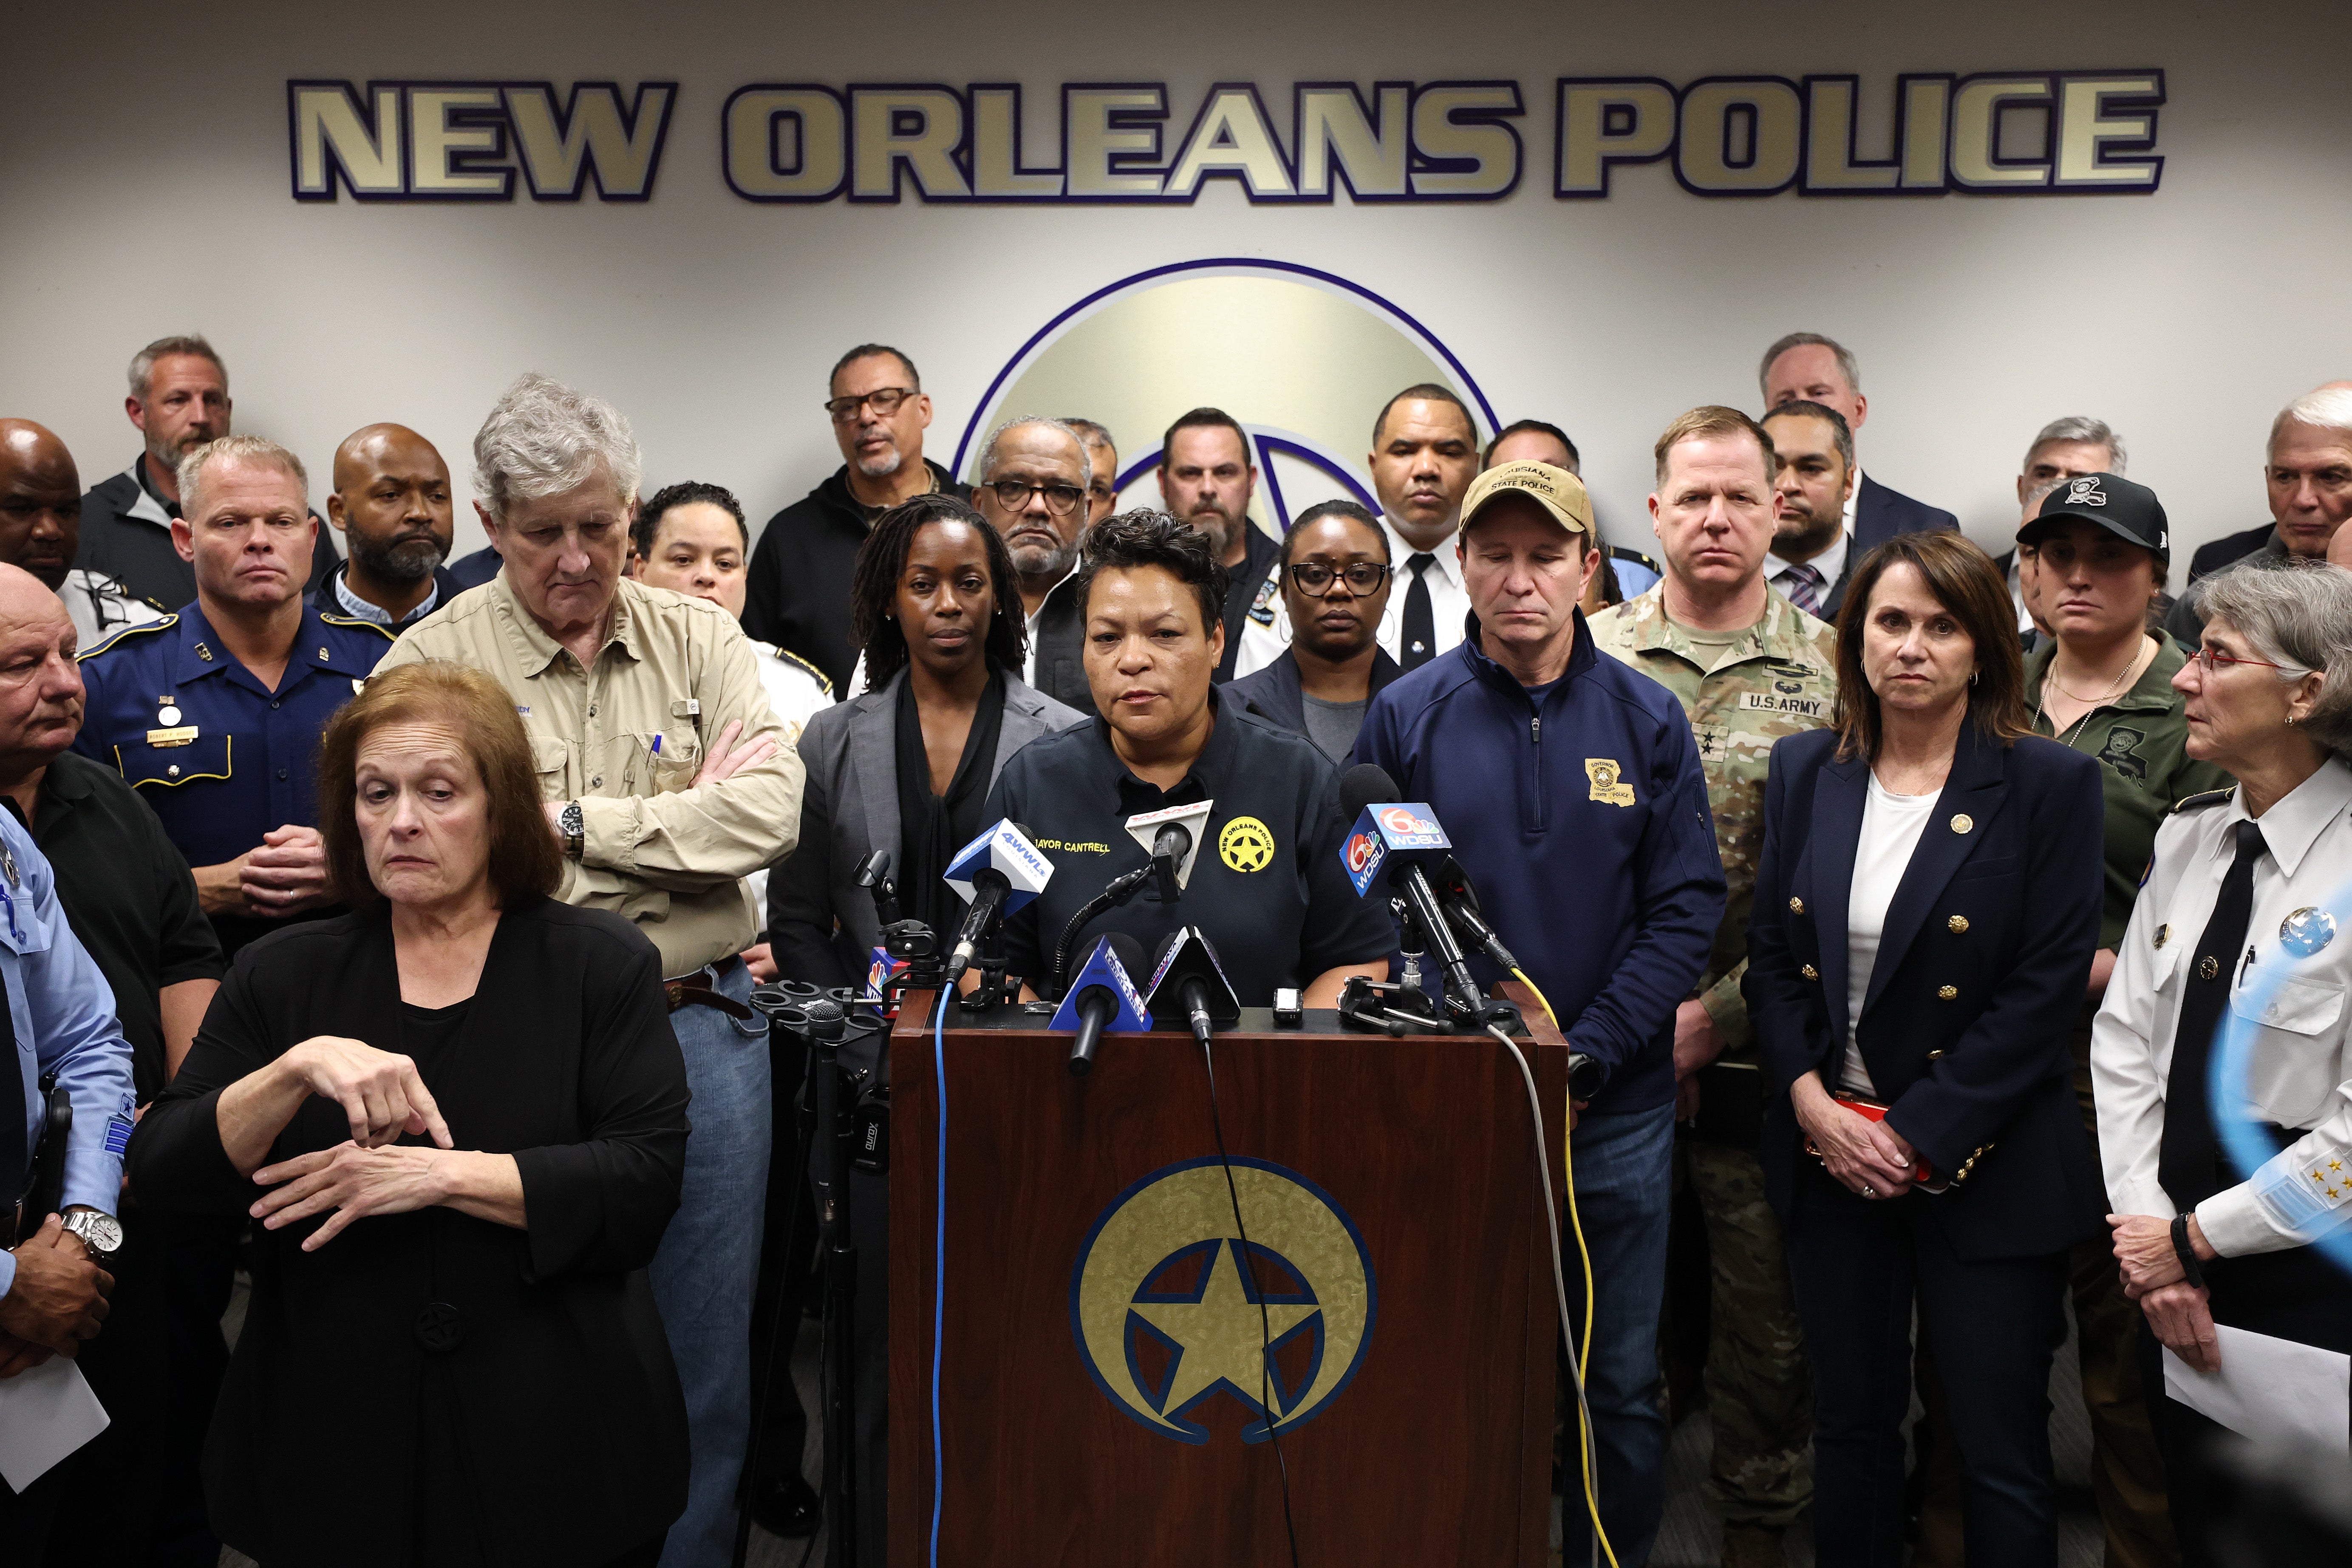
559,800,585,860
60,1207,123,1260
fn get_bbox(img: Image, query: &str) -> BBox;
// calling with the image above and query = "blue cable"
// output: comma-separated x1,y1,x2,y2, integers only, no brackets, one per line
928,985,950,1566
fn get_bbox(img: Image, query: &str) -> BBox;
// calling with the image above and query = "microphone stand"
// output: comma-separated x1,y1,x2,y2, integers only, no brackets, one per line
958,909,1009,1013
806,999,859,1568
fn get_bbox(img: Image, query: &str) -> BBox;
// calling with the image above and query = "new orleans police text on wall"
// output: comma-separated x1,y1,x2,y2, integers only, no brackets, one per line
287,71,2165,205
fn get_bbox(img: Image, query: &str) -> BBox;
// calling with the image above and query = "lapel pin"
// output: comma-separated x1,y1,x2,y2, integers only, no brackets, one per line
1950,813,1974,835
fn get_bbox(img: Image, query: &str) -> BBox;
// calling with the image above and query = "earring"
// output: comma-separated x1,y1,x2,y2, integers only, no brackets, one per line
1969,670,1980,686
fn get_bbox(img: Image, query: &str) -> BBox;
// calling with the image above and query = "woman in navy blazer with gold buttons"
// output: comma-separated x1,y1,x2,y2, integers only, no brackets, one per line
1745,532,2106,1568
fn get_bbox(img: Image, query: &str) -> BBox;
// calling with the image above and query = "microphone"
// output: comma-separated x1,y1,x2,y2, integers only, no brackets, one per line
1435,856,1522,974
1123,801,1213,902
1336,764,1502,1023
942,820,1054,982
1051,933,1150,1076
1144,926,1242,1049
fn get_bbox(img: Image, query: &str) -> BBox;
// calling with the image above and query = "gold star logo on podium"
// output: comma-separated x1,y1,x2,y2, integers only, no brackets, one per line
1130,1240,1319,1430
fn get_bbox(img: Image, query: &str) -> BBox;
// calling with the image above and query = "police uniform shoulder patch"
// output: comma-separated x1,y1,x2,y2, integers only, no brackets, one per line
76,613,178,662
319,613,399,642
2173,786,2236,814
1247,568,1281,626
773,646,834,695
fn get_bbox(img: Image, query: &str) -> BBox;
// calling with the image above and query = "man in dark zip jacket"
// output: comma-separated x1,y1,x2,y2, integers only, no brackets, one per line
1356,460,1724,1568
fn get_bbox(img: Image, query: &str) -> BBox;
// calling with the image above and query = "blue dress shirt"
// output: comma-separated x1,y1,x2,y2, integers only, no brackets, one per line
0,809,136,1297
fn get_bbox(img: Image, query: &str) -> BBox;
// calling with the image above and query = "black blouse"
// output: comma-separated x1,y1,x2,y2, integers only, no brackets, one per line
892,666,1005,936
127,897,691,1568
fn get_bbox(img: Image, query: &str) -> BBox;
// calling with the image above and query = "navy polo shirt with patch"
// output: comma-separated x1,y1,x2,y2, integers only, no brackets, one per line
73,600,395,949
986,687,1395,1005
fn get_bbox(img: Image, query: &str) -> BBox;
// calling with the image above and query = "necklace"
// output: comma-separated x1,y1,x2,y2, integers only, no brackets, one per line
2041,636,2153,747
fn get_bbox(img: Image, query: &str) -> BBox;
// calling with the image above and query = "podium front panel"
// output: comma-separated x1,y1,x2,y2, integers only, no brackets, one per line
888,996,1568,1567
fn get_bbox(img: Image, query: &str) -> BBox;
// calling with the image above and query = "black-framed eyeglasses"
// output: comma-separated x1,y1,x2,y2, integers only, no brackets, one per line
1287,560,1391,597
824,386,916,423
986,479,1085,516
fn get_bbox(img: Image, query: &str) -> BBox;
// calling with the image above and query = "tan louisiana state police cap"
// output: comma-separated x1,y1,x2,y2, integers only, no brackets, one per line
1459,460,1594,538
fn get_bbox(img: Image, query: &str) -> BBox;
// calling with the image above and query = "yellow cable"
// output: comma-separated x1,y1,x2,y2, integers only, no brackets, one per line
1512,967,1620,1568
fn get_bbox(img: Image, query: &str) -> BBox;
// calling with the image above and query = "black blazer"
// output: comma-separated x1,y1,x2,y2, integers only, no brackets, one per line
1744,724,2106,1259
128,899,690,1568
1224,645,1404,770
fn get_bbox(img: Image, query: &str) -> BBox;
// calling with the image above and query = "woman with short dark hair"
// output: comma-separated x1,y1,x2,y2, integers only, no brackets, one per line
1226,499,1400,769
989,510,1394,1005
129,661,692,1568
1745,531,2107,1567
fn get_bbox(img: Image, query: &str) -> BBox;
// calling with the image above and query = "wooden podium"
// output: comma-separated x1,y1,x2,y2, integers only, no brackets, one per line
887,985,1571,1566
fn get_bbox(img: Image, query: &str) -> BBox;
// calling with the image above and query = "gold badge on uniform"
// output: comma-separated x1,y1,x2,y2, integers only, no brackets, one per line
1217,816,1275,874
1950,813,1974,835
1585,758,1635,807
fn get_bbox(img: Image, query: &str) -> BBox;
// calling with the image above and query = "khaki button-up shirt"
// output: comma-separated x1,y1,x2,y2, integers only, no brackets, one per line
379,573,804,976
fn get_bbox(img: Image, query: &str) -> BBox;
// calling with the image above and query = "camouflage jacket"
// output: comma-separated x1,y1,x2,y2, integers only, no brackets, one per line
1588,584,1838,1049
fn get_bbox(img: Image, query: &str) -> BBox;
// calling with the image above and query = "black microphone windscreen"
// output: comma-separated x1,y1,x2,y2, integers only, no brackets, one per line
1340,763,1398,817
1103,931,1149,976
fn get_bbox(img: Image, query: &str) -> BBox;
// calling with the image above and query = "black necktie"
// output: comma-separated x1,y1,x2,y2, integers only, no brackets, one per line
2159,819,2268,1211
1401,553,1437,671
0,963,22,1203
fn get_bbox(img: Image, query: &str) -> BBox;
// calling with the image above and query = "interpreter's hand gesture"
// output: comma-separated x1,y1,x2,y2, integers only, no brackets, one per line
251,1142,451,1250
282,1036,453,1150
693,719,778,787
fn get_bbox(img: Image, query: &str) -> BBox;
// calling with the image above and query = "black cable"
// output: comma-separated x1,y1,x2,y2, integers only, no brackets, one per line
734,1019,821,1568
1197,1036,1304,1568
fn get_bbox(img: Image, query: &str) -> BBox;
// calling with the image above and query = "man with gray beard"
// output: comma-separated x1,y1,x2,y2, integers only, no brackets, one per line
320,423,464,631
973,415,1097,718
1155,406,1278,682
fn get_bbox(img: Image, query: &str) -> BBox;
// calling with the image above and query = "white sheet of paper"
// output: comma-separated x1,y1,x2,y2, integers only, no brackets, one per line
2164,1324,2352,1457
0,1355,110,1489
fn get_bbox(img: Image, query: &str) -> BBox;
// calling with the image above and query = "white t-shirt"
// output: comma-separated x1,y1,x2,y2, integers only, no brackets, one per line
1842,769,1939,1095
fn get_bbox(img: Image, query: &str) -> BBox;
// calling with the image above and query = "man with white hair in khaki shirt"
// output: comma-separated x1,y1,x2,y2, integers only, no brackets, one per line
381,373,801,1568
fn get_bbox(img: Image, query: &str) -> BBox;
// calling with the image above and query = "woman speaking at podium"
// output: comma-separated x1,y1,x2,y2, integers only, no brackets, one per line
989,510,1393,1004
1744,533,2106,1567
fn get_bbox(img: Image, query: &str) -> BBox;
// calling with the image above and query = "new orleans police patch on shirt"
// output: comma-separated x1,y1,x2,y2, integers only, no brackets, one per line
1248,570,1281,627
1070,1157,1376,1444
1218,815,1275,872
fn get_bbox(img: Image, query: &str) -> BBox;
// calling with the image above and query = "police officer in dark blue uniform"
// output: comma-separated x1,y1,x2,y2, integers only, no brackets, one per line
74,436,391,959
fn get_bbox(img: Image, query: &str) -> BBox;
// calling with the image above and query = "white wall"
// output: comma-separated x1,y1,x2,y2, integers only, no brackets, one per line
3,0,2346,565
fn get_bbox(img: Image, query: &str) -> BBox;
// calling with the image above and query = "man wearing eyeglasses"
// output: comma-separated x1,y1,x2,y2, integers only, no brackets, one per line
973,416,1098,719
743,344,969,694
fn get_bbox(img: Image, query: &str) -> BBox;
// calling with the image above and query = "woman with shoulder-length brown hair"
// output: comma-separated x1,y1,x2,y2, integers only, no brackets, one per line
1743,532,2108,1567
129,661,692,1568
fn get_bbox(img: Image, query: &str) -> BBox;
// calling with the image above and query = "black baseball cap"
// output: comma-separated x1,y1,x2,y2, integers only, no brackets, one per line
2018,472,2169,563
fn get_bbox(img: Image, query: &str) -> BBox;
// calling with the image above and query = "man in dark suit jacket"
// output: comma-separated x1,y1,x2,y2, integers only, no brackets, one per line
742,345,968,692
1760,333,1954,617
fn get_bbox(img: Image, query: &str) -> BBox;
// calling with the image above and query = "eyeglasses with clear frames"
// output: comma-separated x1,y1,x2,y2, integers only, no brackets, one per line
824,387,915,423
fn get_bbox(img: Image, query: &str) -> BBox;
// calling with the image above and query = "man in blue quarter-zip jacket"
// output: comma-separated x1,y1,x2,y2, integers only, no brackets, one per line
1357,460,1723,1568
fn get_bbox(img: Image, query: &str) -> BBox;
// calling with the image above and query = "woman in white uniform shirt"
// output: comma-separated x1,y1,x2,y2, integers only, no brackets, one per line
2092,560,2352,1564
628,481,834,982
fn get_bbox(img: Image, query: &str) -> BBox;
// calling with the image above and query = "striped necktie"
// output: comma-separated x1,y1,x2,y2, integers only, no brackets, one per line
1782,563,1825,617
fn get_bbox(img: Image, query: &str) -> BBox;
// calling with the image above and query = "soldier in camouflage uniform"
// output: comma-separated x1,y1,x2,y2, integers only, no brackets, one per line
1586,406,1839,1568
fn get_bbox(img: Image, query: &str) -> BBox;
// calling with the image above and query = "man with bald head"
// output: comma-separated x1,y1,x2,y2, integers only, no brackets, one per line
0,419,160,645
76,334,339,612
0,562,223,1560
321,423,463,631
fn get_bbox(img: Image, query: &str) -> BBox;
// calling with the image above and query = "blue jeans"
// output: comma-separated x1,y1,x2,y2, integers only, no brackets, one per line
651,962,772,1568
1558,1102,1674,1567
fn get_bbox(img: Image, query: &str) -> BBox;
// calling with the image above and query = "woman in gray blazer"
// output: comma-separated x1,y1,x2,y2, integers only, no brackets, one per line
768,494,1085,986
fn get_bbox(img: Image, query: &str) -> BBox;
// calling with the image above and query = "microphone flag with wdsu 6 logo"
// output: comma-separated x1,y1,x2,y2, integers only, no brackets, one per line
1053,932,1152,1076
942,819,1053,980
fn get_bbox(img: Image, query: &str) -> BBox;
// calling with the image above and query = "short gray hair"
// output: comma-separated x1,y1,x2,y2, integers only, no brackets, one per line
176,435,306,519
1758,332,1860,399
976,416,1092,492
2270,384,2352,451
472,373,642,522
2026,416,2127,475
2196,559,2352,760
129,334,226,401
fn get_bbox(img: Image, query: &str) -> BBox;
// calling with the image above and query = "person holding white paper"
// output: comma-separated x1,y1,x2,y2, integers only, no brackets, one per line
2091,560,2352,1566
